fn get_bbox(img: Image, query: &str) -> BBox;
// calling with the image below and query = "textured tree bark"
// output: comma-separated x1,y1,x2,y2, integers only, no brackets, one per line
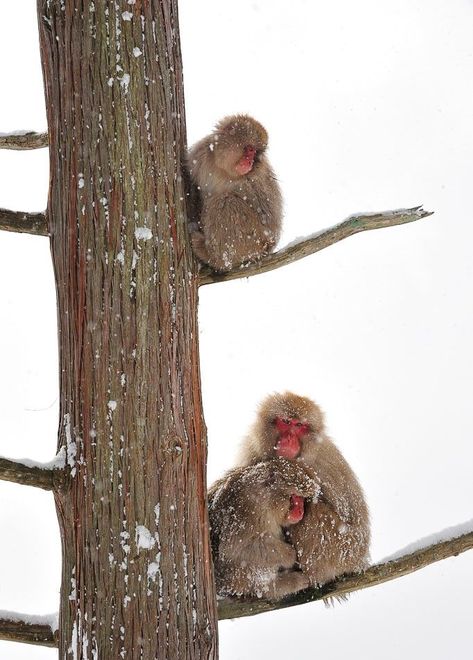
37,1,218,658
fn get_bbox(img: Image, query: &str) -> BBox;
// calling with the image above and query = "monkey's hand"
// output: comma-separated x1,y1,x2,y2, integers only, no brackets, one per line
190,230,211,264
253,535,297,570
219,533,295,571
268,569,310,601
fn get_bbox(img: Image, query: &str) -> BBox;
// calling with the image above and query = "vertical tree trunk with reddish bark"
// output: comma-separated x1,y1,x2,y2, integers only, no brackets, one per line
37,1,218,657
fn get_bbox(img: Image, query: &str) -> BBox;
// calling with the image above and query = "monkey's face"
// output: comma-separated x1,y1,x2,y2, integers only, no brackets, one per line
235,145,257,175
286,495,305,525
212,114,268,179
267,491,306,528
214,142,264,179
272,417,311,460
253,392,325,462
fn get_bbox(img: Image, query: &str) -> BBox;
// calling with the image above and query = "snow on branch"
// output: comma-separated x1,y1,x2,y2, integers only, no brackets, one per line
0,451,65,491
217,524,473,620
0,610,58,647
199,205,433,286
0,208,48,236
0,131,48,150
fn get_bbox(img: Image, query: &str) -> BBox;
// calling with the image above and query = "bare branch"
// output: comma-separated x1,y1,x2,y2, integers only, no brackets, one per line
0,455,64,491
199,205,433,286
0,208,48,236
0,611,57,648
0,131,48,150
217,528,473,620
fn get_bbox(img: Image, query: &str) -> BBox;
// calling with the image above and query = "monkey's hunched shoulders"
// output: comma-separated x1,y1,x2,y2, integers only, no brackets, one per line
186,114,283,271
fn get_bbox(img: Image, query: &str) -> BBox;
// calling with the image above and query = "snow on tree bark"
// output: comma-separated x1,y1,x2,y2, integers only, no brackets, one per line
37,1,218,657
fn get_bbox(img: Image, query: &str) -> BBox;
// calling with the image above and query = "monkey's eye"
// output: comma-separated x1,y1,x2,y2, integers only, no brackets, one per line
295,422,302,427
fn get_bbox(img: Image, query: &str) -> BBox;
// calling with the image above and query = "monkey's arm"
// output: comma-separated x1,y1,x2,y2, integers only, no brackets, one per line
251,534,298,570
220,532,297,571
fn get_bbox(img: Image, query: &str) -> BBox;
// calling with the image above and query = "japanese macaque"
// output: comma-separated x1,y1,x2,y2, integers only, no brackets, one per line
238,392,370,587
187,114,282,272
208,459,318,600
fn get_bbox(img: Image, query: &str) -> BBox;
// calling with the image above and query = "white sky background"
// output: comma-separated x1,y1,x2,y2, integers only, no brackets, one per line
0,0,472,658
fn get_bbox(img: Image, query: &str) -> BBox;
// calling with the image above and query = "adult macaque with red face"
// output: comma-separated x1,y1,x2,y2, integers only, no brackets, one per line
273,417,312,460
208,459,318,600
239,392,371,587
187,114,282,272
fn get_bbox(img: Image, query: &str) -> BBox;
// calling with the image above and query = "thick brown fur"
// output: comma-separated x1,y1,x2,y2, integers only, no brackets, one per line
208,459,318,600
238,392,371,588
187,114,282,271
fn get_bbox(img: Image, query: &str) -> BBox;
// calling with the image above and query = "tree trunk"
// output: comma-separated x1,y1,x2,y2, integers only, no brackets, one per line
37,1,218,657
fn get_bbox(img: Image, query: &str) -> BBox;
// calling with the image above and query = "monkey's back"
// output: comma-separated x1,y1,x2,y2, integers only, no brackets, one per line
207,461,314,599
201,170,282,271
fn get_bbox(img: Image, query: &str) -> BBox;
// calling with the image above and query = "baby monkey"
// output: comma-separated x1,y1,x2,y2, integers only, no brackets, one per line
208,459,318,600
239,392,370,587
187,114,282,271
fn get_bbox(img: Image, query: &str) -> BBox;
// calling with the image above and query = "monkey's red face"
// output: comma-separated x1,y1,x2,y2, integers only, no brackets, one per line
286,495,305,524
274,417,311,460
234,145,256,176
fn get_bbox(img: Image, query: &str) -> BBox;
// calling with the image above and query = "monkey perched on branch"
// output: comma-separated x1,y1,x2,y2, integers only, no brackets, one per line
187,114,282,271
239,392,370,587
208,459,318,600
